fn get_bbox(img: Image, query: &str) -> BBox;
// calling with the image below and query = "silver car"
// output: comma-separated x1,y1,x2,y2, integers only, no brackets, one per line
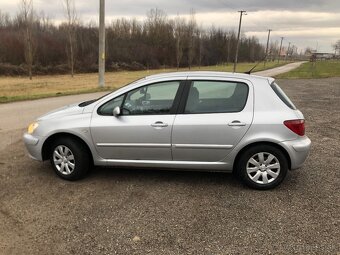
23,72,311,189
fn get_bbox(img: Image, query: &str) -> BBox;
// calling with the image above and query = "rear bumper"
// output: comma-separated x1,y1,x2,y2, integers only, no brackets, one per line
23,133,43,161
280,136,311,170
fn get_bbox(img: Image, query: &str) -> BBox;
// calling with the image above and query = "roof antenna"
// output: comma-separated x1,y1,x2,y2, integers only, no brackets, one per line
244,54,268,74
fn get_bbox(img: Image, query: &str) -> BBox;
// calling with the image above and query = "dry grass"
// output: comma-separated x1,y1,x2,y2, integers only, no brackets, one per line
0,61,289,103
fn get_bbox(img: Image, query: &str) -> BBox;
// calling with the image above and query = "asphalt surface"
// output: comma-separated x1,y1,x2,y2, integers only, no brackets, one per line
0,72,339,254
0,92,106,152
254,61,306,77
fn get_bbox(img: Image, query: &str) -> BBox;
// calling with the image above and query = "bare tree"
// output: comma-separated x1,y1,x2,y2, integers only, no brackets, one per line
226,37,231,66
187,9,196,70
20,0,34,80
226,31,234,66
0,8,269,75
63,0,78,77
0,10,11,28
196,27,203,69
174,15,185,70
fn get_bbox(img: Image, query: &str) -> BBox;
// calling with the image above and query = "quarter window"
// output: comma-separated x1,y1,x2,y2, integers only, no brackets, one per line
270,82,296,110
185,81,248,113
98,94,124,116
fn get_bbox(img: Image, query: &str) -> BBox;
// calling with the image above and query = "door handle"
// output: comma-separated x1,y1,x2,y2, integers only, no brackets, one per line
151,121,168,128
228,120,246,127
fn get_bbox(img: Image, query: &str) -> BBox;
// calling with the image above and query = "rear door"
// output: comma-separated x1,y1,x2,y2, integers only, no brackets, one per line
172,77,253,162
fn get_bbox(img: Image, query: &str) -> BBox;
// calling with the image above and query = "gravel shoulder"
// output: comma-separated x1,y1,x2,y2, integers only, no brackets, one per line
0,78,339,254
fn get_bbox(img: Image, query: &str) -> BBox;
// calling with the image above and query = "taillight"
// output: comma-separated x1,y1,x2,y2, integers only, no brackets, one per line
284,119,305,136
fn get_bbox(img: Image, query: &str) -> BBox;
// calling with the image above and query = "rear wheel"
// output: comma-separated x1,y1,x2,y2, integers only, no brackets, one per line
237,145,288,190
49,138,90,181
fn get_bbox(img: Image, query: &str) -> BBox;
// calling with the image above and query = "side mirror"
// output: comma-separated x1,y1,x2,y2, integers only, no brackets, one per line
113,106,121,117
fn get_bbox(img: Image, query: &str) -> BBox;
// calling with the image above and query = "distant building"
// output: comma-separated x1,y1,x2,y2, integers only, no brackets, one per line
311,52,335,60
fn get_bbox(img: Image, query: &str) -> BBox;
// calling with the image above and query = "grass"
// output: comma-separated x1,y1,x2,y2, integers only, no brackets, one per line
0,61,289,103
276,61,340,79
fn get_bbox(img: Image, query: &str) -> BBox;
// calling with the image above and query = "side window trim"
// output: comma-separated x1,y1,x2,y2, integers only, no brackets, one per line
177,80,193,114
170,80,186,114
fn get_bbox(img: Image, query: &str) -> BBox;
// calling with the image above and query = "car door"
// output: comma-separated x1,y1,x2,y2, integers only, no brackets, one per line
90,80,184,161
171,78,253,162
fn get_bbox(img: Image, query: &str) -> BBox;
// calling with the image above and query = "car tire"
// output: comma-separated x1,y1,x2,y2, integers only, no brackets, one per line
49,138,90,181
237,145,288,190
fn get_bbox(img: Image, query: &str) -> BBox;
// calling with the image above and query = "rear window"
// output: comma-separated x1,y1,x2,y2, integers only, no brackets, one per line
270,82,296,110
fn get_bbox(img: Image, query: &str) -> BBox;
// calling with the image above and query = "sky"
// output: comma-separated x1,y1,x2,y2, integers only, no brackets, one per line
1,0,339,52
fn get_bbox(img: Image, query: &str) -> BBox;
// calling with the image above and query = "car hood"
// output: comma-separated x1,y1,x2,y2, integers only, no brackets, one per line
37,103,84,121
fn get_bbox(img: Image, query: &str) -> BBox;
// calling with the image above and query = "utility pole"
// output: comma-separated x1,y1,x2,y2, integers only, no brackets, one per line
278,37,284,63
285,42,291,61
264,29,271,67
233,10,246,72
98,0,105,87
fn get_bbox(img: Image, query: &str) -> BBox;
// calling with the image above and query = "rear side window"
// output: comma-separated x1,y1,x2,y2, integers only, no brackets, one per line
271,82,296,110
185,81,249,113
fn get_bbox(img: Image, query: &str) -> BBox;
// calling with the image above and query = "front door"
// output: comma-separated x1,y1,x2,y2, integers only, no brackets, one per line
91,80,183,160
172,79,253,162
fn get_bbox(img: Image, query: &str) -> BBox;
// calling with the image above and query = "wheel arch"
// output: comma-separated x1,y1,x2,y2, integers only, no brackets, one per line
232,141,292,172
42,132,94,165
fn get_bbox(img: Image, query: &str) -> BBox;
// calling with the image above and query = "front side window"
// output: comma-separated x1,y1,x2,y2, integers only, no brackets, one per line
122,81,180,115
185,81,249,113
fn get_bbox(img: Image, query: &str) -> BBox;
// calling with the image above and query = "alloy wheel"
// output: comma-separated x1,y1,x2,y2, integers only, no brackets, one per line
246,152,281,184
53,145,75,175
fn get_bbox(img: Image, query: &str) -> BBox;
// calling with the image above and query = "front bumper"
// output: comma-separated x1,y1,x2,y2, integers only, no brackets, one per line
23,133,43,161
280,136,311,170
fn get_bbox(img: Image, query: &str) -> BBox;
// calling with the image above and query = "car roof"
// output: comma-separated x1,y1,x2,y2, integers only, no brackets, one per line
143,71,275,84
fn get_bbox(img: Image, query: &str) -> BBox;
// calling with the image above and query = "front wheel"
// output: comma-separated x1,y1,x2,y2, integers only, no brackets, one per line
237,145,288,190
49,138,90,181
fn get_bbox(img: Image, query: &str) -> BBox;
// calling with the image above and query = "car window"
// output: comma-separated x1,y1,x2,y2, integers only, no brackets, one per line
98,94,124,115
185,81,248,113
122,81,180,115
271,82,296,110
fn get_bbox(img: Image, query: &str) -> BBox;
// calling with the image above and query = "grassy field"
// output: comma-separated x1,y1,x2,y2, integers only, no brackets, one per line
276,60,340,79
0,61,289,103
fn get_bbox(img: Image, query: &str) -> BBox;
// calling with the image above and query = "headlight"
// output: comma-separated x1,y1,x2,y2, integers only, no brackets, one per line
28,122,39,134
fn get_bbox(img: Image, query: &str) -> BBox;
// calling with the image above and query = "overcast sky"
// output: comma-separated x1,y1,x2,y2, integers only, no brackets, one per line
1,0,339,52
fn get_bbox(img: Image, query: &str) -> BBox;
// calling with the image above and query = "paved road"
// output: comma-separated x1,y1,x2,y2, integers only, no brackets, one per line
0,77,339,254
254,61,306,77
0,92,105,132
0,92,106,151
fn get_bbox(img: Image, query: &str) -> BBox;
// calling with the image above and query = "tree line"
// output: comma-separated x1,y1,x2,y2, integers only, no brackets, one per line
0,5,269,77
